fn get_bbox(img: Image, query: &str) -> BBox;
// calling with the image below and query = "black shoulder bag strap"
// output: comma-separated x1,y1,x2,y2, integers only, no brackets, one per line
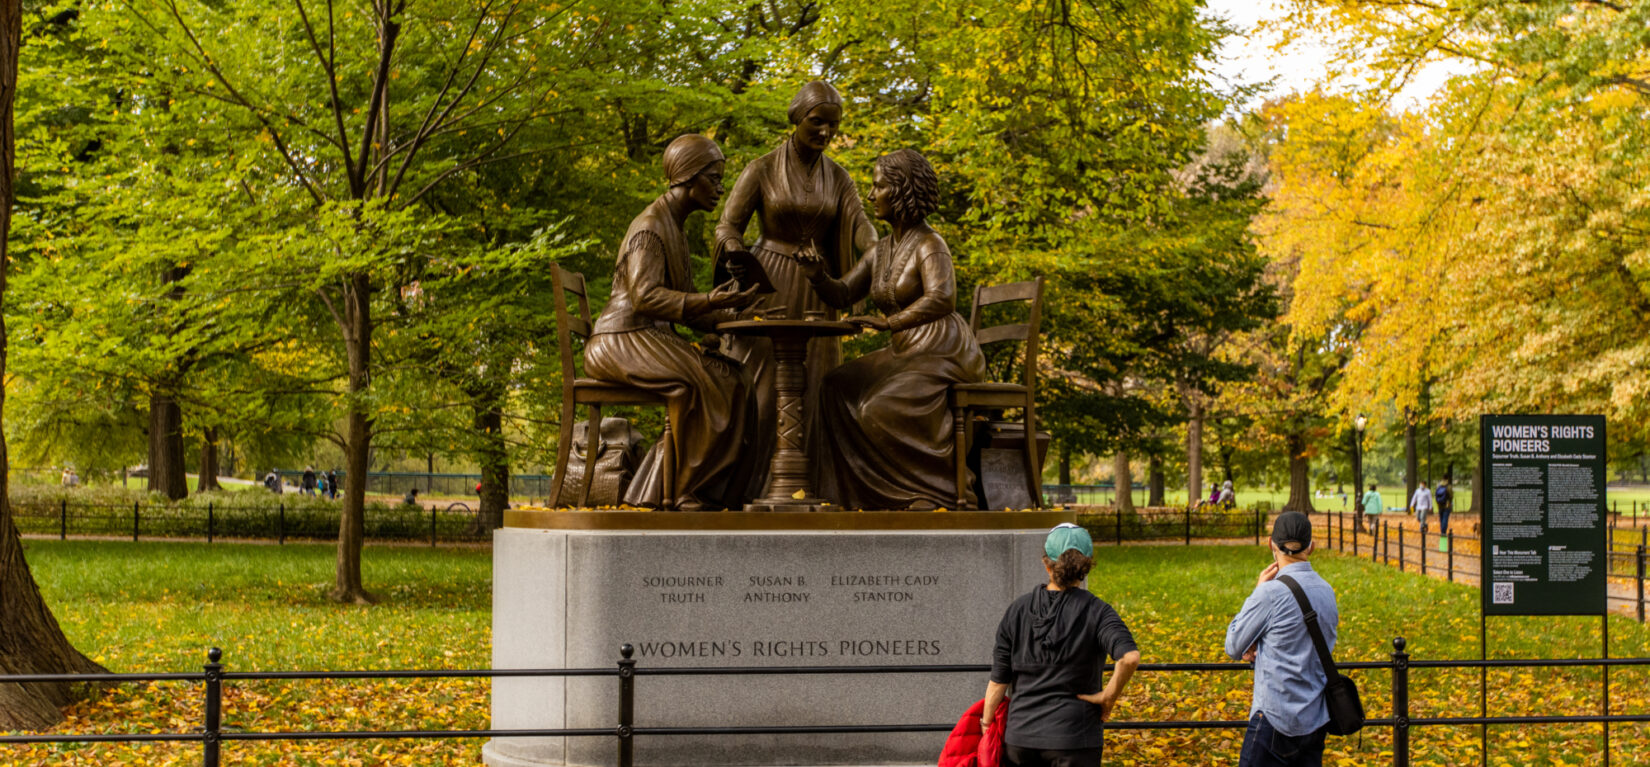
1275,574,1337,677
1277,573,1364,736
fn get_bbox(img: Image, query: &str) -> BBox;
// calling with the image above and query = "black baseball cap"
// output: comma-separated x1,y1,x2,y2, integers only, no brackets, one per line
1271,511,1312,555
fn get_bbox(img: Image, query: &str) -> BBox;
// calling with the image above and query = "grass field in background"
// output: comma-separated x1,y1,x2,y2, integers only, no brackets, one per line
7,540,1647,765
1125,485,1650,515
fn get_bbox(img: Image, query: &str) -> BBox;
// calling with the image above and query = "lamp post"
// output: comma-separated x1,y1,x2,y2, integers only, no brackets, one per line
1352,413,1368,532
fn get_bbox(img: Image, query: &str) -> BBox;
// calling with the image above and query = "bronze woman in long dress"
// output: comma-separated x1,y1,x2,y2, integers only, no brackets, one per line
714,81,877,495
585,135,762,510
800,149,986,510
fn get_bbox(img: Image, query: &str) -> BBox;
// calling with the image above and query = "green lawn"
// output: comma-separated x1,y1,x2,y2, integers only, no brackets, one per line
1134,485,1650,515
14,541,490,766
7,539,1646,765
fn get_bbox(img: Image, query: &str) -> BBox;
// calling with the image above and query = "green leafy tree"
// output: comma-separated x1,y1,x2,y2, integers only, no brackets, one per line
0,0,108,730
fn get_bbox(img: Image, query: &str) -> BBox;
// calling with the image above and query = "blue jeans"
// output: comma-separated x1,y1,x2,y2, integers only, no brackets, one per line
1438,509,1451,535
1237,713,1326,767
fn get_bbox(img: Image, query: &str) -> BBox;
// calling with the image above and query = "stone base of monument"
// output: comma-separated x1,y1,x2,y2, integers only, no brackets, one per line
483,509,1073,767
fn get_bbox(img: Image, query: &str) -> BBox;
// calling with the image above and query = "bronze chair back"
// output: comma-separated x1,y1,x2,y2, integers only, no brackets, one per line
547,264,674,509
954,276,1045,509
968,277,1045,399
550,264,593,393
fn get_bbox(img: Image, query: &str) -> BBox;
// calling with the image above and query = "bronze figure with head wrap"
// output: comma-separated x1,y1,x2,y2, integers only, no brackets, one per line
584,134,764,510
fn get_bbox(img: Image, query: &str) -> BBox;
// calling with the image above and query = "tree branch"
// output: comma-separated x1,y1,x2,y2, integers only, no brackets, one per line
133,0,328,205
293,0,356,180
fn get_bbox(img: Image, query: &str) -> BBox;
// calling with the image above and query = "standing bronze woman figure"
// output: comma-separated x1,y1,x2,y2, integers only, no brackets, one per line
714,81,877,493
586,134,762,510
800,149,986,510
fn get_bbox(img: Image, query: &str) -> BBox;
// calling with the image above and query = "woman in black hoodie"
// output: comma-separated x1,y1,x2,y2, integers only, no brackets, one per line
982,523,1141,767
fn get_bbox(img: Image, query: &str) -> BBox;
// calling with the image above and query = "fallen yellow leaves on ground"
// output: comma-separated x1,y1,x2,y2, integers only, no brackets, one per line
9,541,1650,765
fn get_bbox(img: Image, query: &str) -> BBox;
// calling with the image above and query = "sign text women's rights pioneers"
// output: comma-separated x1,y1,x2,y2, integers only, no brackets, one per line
1480,415,1607,616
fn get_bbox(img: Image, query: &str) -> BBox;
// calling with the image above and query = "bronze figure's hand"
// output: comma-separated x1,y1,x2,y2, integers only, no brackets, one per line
843,314,890,332
723,250,751,282
709,278,761,310
741,304,788,321
796,243,827,279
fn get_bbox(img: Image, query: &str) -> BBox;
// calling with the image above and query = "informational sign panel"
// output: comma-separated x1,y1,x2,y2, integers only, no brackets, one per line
1480,414,1607,616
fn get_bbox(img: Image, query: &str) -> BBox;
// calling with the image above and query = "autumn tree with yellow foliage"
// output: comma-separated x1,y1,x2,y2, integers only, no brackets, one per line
1253,0,1650,495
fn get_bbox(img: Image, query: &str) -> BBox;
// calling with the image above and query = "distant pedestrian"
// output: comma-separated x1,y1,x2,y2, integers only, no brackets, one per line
301,466,317,496
403,487,420,506
326,470,340,500
1435,480,1453,535
1409,483,1434,529
1226,511,1340,767
1218,480,1236,510
1358,484,1380,533
264,469,282,494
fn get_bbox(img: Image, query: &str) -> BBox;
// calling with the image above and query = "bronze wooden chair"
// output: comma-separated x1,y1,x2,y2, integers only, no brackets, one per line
547,265,675,509
951,277,1045,510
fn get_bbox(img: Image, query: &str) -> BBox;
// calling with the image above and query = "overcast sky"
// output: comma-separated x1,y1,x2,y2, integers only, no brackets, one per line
1200,0,1469,111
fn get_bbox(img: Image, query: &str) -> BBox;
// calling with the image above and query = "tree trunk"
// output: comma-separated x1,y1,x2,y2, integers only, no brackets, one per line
1058,441,1072,486
1186,404,1203,509
333,273,376,605
474,388,509,530
0,509,106,729
0,0,109,728
1112,452,1134,512
1404,408,1418,505
146,392,188,500
195,427,221,493
1283,432,1315,513
1147,453,1165,507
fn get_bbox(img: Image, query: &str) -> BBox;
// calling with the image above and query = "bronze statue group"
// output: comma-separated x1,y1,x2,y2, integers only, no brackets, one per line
586,81,984,512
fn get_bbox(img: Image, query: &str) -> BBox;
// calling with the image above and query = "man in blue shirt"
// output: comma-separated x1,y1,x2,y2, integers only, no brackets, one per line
1225,511,1339,767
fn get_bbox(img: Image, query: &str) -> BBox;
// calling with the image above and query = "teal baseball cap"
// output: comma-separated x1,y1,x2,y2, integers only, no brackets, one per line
1045,523,1093,560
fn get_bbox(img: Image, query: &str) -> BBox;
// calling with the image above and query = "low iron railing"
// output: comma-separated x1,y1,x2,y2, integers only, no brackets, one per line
1304,509,1650,621
3,639,1646,767
10,500,491,545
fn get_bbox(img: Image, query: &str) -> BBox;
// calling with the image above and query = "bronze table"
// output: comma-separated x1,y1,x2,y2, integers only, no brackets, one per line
717,318,859,512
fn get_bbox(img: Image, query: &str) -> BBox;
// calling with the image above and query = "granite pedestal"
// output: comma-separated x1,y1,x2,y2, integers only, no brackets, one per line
483,509,1073,767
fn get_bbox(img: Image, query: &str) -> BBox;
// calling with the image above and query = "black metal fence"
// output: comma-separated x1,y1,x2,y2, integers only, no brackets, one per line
1304,510,1650,622
1065,507,1650,623
1076,506,1276,546
270,470,556,499
9,500,492,545
4,639,1647,767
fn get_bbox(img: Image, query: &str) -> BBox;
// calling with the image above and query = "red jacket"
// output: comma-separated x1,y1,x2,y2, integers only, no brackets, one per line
938,698,1008,767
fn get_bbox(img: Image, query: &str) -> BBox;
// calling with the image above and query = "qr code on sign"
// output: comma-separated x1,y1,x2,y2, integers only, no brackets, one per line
1492,582,1514,605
